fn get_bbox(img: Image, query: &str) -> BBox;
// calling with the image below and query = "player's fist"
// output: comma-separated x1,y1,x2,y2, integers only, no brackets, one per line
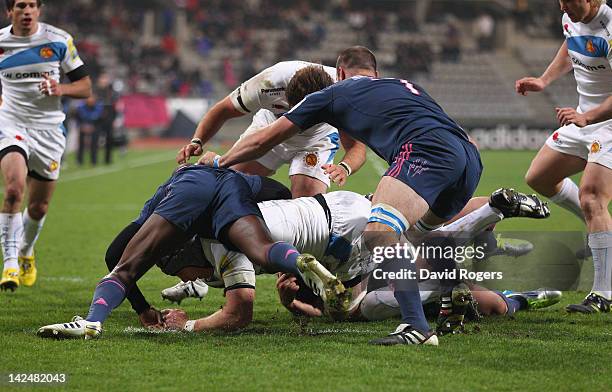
322,163,349,187
38,74,62,96
138,307,165,330
515,77,546,96
276,273,299,307
556,107,589,127
161,308,189,330
197,151,221,167
177,142,203,164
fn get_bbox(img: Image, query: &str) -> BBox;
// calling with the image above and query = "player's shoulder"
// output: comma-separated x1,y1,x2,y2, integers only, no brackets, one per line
0,25,11,41
597,4,612,28
39,23,73,42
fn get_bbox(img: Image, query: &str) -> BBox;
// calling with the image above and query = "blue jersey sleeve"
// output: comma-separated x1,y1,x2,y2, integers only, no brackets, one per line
283,88,333,131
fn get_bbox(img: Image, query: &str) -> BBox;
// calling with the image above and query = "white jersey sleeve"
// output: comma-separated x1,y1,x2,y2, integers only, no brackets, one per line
61,34,84,74
228,60,337,116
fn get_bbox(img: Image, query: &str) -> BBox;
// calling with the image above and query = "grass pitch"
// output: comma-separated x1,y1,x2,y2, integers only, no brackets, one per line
1,149,611,392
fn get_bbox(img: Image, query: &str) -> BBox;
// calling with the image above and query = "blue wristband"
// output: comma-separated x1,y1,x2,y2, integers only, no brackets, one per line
213,156,220,168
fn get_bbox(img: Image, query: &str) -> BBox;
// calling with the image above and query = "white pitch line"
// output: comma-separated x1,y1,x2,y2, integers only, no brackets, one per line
39,276,85,283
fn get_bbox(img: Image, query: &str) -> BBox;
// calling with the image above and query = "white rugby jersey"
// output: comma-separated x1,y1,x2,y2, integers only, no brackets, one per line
0,23,84,128
563,4,612,113
199,191,372,290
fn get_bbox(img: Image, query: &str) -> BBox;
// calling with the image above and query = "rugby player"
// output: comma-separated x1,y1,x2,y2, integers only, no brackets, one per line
0,0,92,290
199,46,487,346
516,0,612,313
176,61,366,197
36,166,347,339
157,189,549,332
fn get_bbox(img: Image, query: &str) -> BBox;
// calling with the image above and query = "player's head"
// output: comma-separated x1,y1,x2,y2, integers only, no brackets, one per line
559,0,602,23
286,65,334,107
336,46,378,81
6,0,41,36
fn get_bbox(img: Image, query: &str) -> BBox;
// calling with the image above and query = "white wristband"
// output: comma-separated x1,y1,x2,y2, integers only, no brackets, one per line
184,320,196,332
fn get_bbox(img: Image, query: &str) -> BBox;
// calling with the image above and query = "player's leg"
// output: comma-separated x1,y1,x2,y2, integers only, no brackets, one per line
14,177,56,287
567,162,612,313
0,151,28,291
525,142,586,220
225,215,349,317
364,176,438,344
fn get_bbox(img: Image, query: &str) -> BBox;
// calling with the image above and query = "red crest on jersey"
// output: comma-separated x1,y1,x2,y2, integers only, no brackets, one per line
39,47,53,59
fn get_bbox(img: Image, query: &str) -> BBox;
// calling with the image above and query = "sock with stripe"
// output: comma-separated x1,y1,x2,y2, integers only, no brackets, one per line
0,213,23,271
20,209,46,257
86,277,127,323
549,178,585,222
590,231,612,300
266,242,301,276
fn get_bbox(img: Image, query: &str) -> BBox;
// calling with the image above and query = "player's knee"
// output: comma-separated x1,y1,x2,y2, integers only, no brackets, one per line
524,169,546,194
579,185,608,220
3,183,25,208
27,201,49,220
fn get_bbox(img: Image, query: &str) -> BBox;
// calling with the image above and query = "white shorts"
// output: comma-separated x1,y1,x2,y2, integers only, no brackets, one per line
240,109,340,186
0,121,66,180
545,120,612,169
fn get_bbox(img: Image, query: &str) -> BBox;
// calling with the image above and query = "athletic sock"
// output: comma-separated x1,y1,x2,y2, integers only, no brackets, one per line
266,242,302,276
589,231,612,300
86,277,127,323
0,213,23,271
20,209,45,257
437,204,504,240
496,292,523,316
549,178,585,222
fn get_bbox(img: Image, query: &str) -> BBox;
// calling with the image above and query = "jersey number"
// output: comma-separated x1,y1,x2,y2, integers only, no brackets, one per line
400,79,420,95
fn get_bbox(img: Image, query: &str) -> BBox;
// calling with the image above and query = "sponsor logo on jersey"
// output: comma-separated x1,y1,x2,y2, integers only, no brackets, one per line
39,47,53,59
0,48,4,55
304,152,319,167
15,134,24,141
564,24,572,36
590,140,602,154
261,87,285,97
2,70,54,80
552,131,562,145
49,161,59,172
570,56,606,71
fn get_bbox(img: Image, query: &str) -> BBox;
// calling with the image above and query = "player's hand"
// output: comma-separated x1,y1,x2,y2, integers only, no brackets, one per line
197,151,221,167
556,107,588,127
38,74,63,96
276,273,300,308
322,164,349,186
138,307,165,330
177,142,203,164
161,308,189,330
515,77,546,96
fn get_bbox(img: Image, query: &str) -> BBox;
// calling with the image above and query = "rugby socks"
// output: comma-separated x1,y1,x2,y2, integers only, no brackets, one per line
266,242,302,276
86,277,127,323
549,178,585,222
20,209,45,258
496,292,522,316
0,213,23,271
437,204,504,241
589,231,612,300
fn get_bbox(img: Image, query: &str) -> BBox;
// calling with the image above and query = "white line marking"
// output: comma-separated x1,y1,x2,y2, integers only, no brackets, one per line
39,276,85,283
367,151,387,176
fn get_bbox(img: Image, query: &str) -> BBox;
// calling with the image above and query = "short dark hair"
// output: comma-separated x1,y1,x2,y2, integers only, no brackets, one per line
286,65,334,107
5,0,42,11
336,46,377,72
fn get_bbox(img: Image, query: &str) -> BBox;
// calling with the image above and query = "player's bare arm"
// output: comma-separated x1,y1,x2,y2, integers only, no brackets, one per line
200,117,300,168
516,41,572,95
322,131,367,186
162,287,255,332
39,74,91,98
276,273,323,317
177,96,245,164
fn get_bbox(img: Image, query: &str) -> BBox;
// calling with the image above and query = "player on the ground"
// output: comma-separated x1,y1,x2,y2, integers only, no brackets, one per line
158,189,550,332
516,0,612,313
0,0,92,291
36,165,348,339
199,46,485,346
176,61,366,197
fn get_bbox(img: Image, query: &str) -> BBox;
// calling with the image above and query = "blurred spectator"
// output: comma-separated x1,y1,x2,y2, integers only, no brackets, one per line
475,12,495,52
75,95,105,166
441,17,462,62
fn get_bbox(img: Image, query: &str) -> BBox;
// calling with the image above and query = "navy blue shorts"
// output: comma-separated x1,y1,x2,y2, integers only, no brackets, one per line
384,129,482,221
134,165,263,250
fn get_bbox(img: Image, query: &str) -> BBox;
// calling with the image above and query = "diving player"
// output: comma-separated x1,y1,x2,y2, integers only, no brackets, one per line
0,0,92,290
176,61,366,197
199,46,484,346
516,0,612,313
36,166,347,339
